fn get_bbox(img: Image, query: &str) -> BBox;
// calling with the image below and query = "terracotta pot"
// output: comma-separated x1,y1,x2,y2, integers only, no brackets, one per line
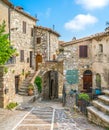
28,89,34,96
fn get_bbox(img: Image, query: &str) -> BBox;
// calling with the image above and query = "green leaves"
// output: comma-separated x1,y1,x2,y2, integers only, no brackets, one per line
34,76,42,93
0,21,16,65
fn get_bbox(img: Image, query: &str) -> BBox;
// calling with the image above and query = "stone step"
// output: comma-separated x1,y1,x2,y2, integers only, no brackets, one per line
98,95,109,105
102,89,109,96
92,100,109,115
19,86,28,90
18,91,28,96
18,89,27,93
87,106,109,127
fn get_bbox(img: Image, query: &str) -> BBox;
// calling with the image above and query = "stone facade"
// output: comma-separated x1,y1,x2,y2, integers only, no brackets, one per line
34,26,60,62
92,32,109,89
61,30,109,94
0,4,37,107
61,37,92,93
37,61,63,100
0,0,13,32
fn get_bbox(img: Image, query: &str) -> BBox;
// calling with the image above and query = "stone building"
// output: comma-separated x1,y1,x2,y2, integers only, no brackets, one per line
0,0,13,108
34,26,60,70
0,1,62,107
0,2,37,107
61,37,92,93
91,31,109,90
34,26,63,99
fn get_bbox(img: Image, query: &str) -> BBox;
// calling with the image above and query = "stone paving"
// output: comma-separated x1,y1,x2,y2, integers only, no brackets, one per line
0,96,106,130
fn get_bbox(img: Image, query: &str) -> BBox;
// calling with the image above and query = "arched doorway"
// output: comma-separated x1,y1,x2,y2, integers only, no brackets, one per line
96,73,101,89
36,54,42,71
49,79,55,99
83,70,92,93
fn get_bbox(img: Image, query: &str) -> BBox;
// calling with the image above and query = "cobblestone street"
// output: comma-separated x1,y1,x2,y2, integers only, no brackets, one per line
0,98,106,130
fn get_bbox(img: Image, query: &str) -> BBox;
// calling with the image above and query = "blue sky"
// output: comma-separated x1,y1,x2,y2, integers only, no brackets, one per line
9,0,109,41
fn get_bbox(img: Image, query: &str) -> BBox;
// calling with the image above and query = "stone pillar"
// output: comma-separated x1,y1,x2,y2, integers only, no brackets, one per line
0,66,4,108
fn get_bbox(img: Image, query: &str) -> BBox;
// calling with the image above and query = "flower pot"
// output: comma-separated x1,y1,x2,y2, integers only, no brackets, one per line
28,89,34,96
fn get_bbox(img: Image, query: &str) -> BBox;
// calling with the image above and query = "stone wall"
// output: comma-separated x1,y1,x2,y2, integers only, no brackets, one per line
34,27,59,61
0,8,36,107
92,35,109,89
63,39,92,92
0,66,4,108
0,0,9,32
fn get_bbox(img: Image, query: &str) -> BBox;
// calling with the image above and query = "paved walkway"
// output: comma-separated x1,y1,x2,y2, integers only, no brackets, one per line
0,96,105,130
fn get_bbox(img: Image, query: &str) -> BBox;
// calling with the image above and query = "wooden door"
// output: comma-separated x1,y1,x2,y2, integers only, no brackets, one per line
83,70,92,93
15,75,20,94
36,54,42,71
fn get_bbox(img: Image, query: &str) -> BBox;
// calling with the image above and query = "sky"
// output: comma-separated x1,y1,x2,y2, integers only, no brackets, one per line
9,0,109,42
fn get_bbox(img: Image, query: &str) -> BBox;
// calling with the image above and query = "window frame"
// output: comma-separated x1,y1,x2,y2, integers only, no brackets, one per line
79,45,88,58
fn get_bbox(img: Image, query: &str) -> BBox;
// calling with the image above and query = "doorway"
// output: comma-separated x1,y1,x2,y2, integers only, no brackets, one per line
36,54,42,71
15,75,20,94
83,70,92,93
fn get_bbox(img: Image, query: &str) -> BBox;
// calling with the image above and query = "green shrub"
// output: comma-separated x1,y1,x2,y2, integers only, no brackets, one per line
34,76,42,93
78,93,90,101
6,102,18,110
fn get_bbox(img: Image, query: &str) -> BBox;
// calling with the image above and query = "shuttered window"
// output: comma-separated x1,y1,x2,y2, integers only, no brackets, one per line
20,50,24,62
79,45,88,58
37,37,41,44
23,21,26,34
31,28,34,37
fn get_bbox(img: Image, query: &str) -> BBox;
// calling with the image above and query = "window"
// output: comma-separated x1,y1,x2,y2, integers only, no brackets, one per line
22,21,26,33
6,56,16,64
20,50,24,62
31,28,34,37
30,51,33,67
79,45,88,58
96,73,101,88
37,37,41,44
99,44,103,53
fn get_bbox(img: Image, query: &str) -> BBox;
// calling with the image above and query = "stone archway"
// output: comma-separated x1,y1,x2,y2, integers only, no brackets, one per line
42,70,59,100
38,61,63,100
83,70,92,93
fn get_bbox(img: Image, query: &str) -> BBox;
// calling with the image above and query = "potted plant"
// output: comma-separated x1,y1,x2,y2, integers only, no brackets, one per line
27,84,34,96
77,93,90,114
78,93,90,102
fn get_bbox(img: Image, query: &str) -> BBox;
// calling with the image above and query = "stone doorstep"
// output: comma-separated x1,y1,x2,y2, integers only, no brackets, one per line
92,100,109,114
87,106,109,126
98,95,109,105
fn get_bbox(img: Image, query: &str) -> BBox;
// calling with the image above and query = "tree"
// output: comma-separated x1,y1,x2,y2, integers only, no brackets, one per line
0,21,16,65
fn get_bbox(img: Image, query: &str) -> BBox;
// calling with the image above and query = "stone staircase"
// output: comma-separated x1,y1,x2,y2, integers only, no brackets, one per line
18,73,35,96
87,89,109,128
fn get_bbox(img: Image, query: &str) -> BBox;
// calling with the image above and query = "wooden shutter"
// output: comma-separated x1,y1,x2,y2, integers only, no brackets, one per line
79,46,88,58
20,50,24,62
30,51,32,67
37,37,41,44
23,21,26,33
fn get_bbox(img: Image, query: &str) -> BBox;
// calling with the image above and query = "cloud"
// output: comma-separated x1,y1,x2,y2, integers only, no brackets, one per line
64,14,98,31
76,0,109,10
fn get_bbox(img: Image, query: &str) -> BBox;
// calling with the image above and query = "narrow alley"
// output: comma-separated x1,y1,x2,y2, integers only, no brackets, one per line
0,97,105,130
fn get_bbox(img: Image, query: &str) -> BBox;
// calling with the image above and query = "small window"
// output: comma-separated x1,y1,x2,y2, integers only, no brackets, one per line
99,44,103,53
79,45,88,58
23,21,26,34
6,56,16,64
37,37,41,44
20,50,24,62
31,28,33,37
